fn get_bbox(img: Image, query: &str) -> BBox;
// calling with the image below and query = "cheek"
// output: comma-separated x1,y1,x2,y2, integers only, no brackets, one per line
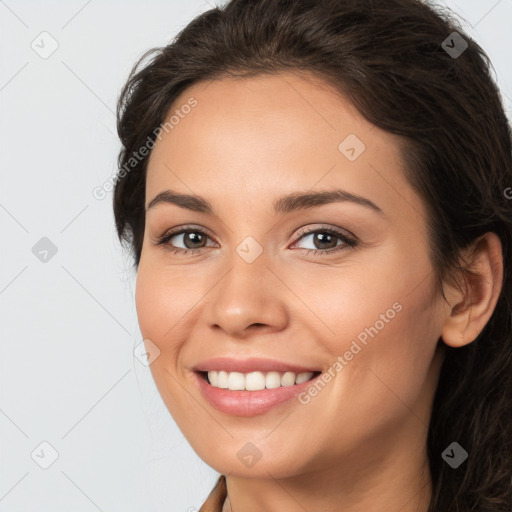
283,260,426,358
135,262,202,343
135,264,199,419
135,271,163,345
304,246,441,417
335,278,441,429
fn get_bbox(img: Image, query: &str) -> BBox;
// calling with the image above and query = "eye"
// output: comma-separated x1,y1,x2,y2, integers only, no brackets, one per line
155,224,357,256
156,226,216,254
291,226,357,254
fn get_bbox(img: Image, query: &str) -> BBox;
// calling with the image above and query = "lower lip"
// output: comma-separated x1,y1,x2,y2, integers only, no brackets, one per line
193,371,322,417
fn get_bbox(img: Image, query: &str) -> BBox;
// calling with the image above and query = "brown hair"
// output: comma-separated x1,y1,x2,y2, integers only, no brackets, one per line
113,0,512,510
199,475,227,512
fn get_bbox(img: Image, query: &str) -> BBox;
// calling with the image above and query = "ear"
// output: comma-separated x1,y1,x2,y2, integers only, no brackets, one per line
440,232,503,348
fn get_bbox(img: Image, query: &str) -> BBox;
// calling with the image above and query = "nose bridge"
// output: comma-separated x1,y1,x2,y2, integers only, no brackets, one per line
204,236,288,335
219,237,271,308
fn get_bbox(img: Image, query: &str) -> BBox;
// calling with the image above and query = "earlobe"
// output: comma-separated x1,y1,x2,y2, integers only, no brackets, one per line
440,232,503,348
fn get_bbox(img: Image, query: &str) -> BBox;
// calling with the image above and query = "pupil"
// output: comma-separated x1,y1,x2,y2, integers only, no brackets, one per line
315,232,335,249
186,232,204,248
182,232,338,250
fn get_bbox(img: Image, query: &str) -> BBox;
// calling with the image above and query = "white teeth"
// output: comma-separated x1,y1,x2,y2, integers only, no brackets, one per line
281,372,296,387
228,372,245,391
266,371,282,389
246,371,265,391
206,370,316,390
217,371,229,389
295,372,313,384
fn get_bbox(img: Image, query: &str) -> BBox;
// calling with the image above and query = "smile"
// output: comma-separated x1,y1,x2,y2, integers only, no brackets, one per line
202,370,321,390
193,369,323,417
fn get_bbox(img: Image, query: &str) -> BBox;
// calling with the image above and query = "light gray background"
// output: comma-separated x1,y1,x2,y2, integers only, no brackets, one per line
1,1,511,510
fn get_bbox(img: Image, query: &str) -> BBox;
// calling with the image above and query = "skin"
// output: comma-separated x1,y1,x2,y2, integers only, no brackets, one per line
135,71,503,512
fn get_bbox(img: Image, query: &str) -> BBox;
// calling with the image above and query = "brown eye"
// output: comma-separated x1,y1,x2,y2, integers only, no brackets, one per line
292,227,357,254
310,232,338,250
157,227,216,253
180,231,207,249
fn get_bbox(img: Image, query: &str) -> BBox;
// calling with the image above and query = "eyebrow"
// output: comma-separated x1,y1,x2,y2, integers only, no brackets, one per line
146,188,384,216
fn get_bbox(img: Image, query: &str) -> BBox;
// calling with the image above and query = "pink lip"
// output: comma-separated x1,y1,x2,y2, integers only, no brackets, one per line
193,370,322,417
192,356,320,373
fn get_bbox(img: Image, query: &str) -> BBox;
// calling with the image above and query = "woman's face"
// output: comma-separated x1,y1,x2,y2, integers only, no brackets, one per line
136,71,447,480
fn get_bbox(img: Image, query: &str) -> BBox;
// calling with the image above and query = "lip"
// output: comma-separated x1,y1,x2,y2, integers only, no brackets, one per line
192,369,323,417
192,356,321,374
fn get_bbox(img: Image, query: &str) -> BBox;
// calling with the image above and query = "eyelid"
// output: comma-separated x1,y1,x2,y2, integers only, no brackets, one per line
290,224,357,247
156,223,358,254
156,224,218,244
157,223,354,242
293,223,355,239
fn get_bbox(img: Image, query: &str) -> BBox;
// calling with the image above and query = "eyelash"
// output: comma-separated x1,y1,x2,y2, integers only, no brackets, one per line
156,224,358,256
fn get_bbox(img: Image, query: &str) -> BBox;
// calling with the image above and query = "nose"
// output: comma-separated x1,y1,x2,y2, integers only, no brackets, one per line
203,248,289,338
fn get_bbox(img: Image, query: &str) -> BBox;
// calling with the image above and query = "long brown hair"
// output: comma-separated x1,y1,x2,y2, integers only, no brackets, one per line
113,1,512,510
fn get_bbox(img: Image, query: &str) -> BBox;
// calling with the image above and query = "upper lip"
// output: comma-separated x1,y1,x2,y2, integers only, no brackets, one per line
192,357,321,374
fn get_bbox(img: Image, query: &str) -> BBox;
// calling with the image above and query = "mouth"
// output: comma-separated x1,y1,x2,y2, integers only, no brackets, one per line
193,369,324,416
196,369,322,391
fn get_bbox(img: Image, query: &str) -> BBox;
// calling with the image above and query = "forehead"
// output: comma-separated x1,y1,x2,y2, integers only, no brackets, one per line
145,71,424,223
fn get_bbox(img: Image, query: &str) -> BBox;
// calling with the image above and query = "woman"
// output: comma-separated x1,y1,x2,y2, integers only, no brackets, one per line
113,0,512,510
